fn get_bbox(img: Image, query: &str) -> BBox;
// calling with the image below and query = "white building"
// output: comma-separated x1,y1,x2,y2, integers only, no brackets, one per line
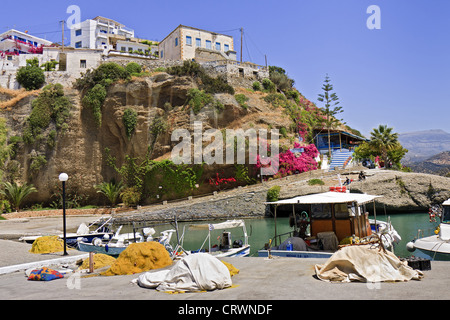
70,16,135,50
0,29,53,55
158,25,236,62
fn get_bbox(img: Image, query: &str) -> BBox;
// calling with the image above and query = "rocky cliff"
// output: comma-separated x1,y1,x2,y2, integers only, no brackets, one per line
0,69,295,207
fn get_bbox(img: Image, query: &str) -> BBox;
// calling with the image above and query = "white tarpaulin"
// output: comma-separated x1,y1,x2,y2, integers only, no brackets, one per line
315,245,423,283
134,253,232,292
187,219,245,231
266,192,381,205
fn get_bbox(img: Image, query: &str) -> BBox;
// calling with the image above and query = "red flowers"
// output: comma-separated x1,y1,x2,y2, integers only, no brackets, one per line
209,173,236,189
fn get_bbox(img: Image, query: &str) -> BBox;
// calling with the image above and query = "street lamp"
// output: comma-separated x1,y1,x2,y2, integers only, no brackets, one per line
59,173,68,256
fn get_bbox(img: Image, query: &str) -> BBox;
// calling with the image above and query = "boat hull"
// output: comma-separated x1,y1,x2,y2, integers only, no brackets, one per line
413,235,450,261
191,245,250,258
258,249,333,259
77,241,127,256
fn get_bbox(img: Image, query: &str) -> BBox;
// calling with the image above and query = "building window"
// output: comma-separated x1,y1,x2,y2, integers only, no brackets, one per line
160,50,164,58
75,29,82,36
121,46,126,52
175,37,178,47
224,44,229,52
186,36,192,46
206,40,211,49
75,41,82,48
80,60,87,68
215,42,221,51
196,38,201,47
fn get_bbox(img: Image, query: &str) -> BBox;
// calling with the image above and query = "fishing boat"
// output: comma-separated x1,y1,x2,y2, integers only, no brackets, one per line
178,219,250,257
258,191,401,258
406,199,450,260
77,224,176,256
19,216,114,247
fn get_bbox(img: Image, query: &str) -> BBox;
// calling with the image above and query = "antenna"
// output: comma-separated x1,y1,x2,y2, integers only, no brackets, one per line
60,20,65,52
240,27,243,63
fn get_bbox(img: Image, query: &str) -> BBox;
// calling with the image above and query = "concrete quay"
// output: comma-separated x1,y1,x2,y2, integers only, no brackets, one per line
0,237,449,301
0,215,449,303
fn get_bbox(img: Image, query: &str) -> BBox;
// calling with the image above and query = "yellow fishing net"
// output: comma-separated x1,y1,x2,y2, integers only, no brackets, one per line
29,236,64,254
102,241,172,276
221,260,239,277
78,253,116,270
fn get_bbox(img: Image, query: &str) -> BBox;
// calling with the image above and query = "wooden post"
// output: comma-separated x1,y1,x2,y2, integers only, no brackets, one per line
89,252,94,273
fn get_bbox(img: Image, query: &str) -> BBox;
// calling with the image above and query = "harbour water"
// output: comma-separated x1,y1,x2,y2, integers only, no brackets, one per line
128,212,438,258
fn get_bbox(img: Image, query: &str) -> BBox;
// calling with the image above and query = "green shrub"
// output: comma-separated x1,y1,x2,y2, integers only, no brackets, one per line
167,60,234,94
280,127,288,138
75,62,129,90
120,186,142,207
262,78,276,93
266,185,281,202
186,88,213,114
126,62,142,74
123,108,138,139
263,93,287,108
252,81,262,91
151,117,168,136
235,94,249,109
82,84,107,126
308,178,324,186
16,64,45,90
23,84,71,145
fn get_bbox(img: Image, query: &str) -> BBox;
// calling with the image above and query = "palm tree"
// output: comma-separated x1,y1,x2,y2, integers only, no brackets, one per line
95,180,124,207
0,182,37,211
369,125,399,168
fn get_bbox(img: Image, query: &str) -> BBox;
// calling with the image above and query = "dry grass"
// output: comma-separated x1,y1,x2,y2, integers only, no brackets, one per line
0,87,40,110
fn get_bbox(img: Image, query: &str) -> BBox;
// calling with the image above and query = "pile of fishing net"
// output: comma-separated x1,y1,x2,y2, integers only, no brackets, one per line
102,241,172,276
29,236,64,254
78,253,117,271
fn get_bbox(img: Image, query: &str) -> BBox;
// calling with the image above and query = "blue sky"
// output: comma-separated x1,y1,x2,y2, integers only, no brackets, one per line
1,0,449,137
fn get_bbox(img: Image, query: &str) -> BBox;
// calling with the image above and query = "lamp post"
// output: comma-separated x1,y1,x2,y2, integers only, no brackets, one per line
59,173,68,256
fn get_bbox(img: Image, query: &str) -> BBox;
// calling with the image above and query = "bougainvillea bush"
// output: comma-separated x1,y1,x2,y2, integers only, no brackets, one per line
256,142,319,179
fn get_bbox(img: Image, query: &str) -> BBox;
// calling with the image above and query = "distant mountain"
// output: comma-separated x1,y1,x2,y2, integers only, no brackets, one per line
398,129,450,163
408,151,450,176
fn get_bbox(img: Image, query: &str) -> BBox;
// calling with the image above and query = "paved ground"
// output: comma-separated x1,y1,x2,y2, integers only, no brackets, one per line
0,214,448,306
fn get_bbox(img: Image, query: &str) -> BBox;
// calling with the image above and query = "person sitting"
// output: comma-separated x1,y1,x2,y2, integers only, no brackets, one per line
358,171,366,181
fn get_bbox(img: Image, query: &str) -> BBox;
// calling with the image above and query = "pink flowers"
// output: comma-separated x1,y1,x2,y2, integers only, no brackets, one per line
255,142,319,179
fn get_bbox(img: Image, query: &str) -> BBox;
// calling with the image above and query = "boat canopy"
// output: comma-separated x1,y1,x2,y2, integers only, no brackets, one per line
188,219,246,231
265,192,381,206
443,199,450,206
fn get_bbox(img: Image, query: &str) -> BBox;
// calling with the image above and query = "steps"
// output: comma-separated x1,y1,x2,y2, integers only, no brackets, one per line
328,149,353,171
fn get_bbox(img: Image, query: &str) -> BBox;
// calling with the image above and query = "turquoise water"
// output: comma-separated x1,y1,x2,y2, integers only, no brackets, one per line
127,212,439,258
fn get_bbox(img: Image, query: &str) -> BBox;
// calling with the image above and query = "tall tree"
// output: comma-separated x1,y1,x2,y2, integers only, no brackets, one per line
317,74,344,155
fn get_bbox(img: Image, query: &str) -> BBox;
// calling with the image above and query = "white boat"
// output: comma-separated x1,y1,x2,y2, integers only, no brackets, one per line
77,225,176,257
178,219,250,257
406,199,450,260
258,191,401,258
19,216,114,247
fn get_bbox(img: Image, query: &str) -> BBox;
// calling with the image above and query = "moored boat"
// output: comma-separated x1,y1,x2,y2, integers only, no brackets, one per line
77,224,176,256
178,219,250,257
258,191,401,258
406,199,450,260
19,216,114,247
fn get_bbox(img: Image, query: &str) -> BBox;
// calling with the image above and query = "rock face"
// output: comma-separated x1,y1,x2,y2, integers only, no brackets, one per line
344,170,450,213
1,72,294,207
